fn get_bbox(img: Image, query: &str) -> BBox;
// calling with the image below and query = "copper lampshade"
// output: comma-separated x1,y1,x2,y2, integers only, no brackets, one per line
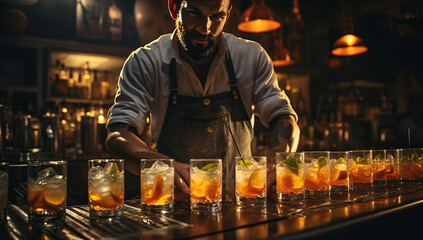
238,0,281,33
331,34,368,56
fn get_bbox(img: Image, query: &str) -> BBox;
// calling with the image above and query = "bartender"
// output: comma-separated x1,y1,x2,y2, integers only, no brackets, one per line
106,0,300,200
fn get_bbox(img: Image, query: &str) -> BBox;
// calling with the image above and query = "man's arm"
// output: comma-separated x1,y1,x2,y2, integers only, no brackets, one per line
268,114,300,153
266,114,301,190
106,125,190,194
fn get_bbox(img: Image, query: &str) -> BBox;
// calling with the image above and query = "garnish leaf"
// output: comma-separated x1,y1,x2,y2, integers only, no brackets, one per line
238,157,253,167
356,156,368,164
201,163,219,171
280,156,299,174
374,153,383,161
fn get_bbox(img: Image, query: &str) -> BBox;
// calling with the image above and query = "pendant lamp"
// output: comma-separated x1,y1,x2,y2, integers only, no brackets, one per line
271,30,294,66
238,0,281,33
331,4,368,56
331,34,368,56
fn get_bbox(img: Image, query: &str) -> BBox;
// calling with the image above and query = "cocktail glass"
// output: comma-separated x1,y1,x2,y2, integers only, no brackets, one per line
88,159,124,218
303,151,330,200
190,159,222,212
276,152,304,203
27,160,67,225
0,162,8,222
398,148,423,185
235,156,267,207
140,159,174,213
372,150,387,193
329,151,349,197
385,149,399,189
348,150,373,195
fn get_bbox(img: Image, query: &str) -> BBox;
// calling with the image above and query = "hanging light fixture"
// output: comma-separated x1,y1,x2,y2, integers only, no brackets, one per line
271,30,294,66
331,3,368,56
238,0,281,33
331,34,368,56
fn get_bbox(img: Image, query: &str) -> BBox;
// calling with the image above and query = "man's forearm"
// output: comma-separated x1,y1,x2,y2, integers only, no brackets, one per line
269,115,300,153
106,128,168,176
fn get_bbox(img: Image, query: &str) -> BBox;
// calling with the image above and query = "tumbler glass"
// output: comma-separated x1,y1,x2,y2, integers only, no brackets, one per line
140,159,174,213
235,156,267,207
190,159,222,212
88,159,124,218
276,152,305,203
28,160,67,225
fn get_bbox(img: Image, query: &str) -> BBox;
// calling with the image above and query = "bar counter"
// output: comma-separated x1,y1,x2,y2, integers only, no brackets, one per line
2,185,423,239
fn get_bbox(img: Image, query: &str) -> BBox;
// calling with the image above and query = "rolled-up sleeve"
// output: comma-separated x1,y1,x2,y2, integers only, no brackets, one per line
252,46,298,127
106,49,155,135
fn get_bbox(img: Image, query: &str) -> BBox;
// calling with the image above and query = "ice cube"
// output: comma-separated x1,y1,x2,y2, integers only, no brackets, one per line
37,167,57,181
88,166,110,180
47,175,65,185
148,161,170,173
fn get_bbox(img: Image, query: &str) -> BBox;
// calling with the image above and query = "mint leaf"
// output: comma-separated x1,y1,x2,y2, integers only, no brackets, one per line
411,151,420,162
357,156,368,164
374,153,383,161
280,156,299,174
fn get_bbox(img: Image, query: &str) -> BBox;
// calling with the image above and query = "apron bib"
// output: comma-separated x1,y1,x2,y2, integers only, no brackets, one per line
157,51,253,201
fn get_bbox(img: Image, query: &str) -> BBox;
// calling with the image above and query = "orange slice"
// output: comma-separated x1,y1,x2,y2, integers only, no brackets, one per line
249,169,266,189
44,185,66,207
204,178,220,201
146,174,164,203
28,188,44,210
318,166,329,184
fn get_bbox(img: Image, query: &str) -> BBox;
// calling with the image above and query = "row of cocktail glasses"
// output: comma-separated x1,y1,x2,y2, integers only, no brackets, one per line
1,148,421,226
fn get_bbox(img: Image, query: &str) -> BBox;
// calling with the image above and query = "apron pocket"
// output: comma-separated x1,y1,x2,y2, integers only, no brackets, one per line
179,111,230,158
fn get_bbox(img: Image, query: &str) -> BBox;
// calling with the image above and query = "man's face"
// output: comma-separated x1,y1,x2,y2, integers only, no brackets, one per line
176,0,231,60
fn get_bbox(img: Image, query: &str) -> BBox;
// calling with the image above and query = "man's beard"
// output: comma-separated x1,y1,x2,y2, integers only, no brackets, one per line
176,20,220,60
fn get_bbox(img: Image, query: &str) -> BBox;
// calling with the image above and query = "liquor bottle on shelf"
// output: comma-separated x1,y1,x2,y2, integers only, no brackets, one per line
68,68,77,98
91,70,102,99
53,63,69,97
83,61,92,99
101,71,110,99
76,70,89,99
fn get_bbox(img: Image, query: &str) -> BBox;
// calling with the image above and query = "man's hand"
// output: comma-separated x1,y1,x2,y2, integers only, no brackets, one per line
266,115,300,191
174,161,190,195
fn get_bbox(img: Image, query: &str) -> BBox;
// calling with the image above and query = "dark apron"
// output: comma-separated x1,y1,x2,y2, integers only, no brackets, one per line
157,51,253,201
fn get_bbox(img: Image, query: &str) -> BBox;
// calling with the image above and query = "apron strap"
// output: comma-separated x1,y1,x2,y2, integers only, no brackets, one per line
169,58,178,105
225,50,240,100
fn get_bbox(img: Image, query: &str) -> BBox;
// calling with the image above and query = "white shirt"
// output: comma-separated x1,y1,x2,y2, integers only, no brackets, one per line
107,31,297,142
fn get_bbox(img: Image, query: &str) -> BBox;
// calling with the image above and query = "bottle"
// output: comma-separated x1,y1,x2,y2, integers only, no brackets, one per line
54,63,69,96
68,68,76,98
101,71,110,99
83,62,92,98
91,70,102,99
108,0,122,43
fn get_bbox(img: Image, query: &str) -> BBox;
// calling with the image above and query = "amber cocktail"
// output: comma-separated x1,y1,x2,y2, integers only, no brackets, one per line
88,159,124,218
348,150,373,194
385,149,399,188
235,156,267,206
303,151,330,200
329,152,349,197
28,161,67,225
190,159,222,212
372,150,387,192
141,159,174,213
398,148,423,184
276,152,304,203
